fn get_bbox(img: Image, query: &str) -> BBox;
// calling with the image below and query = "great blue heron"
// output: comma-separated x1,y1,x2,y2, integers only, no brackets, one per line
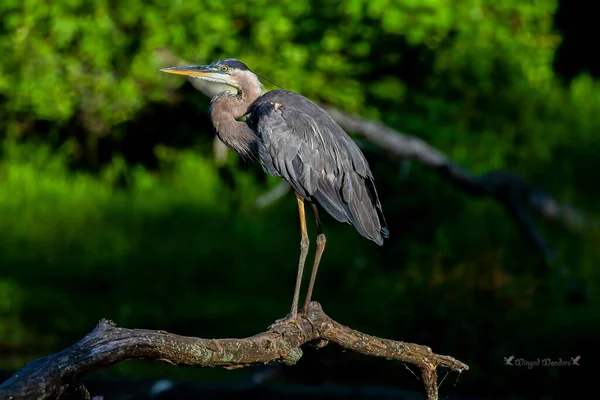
160,59,388,322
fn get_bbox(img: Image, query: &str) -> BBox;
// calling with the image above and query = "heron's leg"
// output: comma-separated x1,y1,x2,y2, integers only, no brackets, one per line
303,204,326,315
288,193,310,321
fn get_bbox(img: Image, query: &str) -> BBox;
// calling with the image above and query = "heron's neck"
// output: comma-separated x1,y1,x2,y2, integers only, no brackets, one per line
210,76,263,159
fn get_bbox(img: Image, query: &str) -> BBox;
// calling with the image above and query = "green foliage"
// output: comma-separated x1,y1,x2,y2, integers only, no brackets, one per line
0,0,599,396
0,143,372,345
1,1,561,134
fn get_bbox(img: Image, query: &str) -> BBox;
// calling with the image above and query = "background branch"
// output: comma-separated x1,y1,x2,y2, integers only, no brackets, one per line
0,302,467,400
323,108,590,230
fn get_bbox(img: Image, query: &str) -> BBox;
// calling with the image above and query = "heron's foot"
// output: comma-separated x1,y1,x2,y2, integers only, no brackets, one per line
268,312,301,330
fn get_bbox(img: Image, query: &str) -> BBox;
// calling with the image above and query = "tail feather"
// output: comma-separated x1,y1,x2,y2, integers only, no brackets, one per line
335,172,387,245
365,177,389,240
347,174,384,245
311,171,388,246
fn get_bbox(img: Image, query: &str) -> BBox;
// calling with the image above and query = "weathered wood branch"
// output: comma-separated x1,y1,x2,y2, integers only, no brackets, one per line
0,302,467,400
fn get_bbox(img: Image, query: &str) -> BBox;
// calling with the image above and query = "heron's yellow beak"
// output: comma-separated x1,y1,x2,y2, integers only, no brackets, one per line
159,65,216,77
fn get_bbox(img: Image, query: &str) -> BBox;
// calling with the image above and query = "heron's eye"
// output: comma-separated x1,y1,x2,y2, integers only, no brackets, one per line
221,66,229,72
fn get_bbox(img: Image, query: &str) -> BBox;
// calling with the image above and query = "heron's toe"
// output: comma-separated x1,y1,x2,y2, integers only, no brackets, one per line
268,313,299,330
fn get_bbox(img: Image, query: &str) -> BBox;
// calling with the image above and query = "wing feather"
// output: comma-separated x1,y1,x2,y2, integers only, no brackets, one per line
247,90,388,245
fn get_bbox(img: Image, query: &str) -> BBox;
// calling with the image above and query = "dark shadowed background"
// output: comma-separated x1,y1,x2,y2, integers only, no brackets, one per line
0,0,599,399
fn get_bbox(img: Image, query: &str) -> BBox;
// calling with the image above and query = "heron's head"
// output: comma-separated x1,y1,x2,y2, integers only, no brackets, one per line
160,58,262,98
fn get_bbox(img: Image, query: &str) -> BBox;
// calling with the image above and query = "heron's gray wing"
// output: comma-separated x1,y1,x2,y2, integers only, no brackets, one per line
248,96,387,245
249,101,346,218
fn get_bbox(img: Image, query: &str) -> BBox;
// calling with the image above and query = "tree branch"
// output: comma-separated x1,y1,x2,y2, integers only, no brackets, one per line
255,181,291,209
0,302,467,400
323,107,594,266
323,107,590,229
